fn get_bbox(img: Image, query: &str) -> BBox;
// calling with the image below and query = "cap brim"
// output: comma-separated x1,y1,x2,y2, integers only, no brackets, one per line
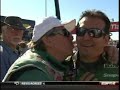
63,19,76,32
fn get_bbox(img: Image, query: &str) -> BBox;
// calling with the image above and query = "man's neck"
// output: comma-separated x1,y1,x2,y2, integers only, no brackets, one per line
79,54,100,63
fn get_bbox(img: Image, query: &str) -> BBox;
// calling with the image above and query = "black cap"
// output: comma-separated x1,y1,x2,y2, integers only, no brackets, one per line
4,16,26,30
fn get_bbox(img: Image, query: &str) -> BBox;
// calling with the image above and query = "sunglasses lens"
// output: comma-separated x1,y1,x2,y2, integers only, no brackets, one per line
88,30,96,37
77,27,104,38
76,27,86,36
88,29,103,38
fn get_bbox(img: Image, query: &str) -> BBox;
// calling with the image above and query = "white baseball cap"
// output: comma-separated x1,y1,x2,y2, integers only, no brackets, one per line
32,16,76,42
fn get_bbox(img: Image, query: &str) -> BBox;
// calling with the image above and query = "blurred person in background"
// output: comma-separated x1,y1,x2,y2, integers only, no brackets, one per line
0,16,25,81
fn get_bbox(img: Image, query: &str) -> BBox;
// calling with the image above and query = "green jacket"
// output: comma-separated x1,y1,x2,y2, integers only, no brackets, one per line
3,49,69,81
69,51,119,81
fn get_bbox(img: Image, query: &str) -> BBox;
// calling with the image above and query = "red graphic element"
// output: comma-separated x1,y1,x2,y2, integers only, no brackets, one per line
110,22,119,32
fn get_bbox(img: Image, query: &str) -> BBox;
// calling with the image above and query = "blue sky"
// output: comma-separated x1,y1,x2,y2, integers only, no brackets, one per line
1,0,119,40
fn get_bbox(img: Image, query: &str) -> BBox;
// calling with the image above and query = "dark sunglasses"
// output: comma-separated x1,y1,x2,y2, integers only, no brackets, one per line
76,27,106,38
48,28,71,37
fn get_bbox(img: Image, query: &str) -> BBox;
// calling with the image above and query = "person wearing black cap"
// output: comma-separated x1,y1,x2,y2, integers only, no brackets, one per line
0,16,26,81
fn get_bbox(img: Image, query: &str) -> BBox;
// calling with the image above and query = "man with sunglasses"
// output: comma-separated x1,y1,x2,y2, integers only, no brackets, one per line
0,16,25,81
2,16,76,81
72,10,119,81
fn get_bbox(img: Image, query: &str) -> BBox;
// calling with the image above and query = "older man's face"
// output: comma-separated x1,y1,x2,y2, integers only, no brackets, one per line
76,17,109,59
3,26,23,47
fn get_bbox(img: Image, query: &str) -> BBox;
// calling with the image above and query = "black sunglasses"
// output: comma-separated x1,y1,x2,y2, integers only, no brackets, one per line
76,27,106,38
48,28,71,37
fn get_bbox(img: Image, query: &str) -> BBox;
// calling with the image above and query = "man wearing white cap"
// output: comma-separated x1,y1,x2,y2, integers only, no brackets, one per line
2,16,76,81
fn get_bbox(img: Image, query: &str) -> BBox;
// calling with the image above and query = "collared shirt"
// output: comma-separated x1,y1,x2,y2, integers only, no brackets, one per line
0,41,20,81
73,51,119,81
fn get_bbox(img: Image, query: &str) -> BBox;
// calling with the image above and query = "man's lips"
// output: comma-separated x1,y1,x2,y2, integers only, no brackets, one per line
80,44,94,47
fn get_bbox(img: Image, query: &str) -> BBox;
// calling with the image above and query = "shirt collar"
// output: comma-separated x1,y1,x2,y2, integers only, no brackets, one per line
1,41,19,55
